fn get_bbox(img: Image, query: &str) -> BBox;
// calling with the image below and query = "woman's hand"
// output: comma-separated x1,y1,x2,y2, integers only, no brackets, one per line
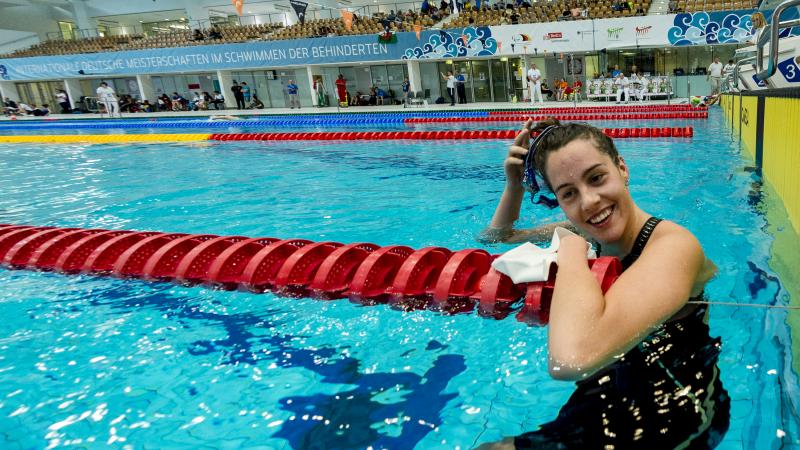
504,120,534,187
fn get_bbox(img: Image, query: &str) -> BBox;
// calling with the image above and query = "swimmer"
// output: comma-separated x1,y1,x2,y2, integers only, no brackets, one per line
477,119,729,449
688,94,720,107
208,114,245,121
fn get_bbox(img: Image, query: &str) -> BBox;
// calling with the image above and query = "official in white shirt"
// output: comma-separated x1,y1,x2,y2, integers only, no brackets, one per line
629,73,645,102
96,82,120,117
614,73,630,104
707,57,724,95
527,64,544,104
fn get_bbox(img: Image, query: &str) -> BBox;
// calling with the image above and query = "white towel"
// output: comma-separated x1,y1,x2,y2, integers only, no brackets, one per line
491,227,597,284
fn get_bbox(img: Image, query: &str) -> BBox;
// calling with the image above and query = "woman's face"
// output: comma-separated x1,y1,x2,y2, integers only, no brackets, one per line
544,139,631,244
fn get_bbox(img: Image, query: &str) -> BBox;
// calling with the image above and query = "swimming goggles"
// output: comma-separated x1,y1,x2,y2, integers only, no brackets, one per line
522,125,560,209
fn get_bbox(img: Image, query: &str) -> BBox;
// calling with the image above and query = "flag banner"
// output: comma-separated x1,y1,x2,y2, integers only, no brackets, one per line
232,0,244,16
290,0,308,24
341,10,354,31
413,24,422,40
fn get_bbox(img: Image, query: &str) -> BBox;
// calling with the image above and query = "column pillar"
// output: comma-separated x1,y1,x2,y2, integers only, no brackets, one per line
0,80,20,103
69,0,94,36
406,60,422,94
216,70,236,108
135,75,155,102
184,0,209,28
306,66,322,106
63,78,83,109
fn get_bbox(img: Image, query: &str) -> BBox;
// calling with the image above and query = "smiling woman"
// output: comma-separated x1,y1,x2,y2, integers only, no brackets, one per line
479,118,729,449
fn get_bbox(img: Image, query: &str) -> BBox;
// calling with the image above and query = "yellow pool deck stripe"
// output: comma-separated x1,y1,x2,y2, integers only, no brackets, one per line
0,134,212,144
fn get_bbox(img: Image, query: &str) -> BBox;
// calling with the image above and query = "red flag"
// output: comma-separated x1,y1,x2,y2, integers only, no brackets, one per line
341,10,354,32
413,24,422,41
232,0,244,16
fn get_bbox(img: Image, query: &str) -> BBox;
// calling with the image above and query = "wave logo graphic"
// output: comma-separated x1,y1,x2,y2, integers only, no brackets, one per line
668,12,755,45
0,65,8,80
402,26,497,60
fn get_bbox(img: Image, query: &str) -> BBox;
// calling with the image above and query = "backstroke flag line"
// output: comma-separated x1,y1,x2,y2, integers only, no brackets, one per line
341,10,354,32
290,0,308,25
231,0,244,16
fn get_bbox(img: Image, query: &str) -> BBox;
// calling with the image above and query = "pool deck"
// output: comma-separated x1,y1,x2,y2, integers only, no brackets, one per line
1,99,693,122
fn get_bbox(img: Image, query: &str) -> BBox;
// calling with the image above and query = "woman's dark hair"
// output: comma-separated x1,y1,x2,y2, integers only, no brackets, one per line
531,118,621,190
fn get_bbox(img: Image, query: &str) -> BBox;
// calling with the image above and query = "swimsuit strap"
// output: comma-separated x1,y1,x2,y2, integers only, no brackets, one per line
621,216,662,270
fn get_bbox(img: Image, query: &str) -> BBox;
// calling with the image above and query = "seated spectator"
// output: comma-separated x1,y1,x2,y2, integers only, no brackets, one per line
375,87,388,105
3,97,19,115
208,27,222,40
248,95,265,109
510,11,520,24
171,92,186,111
622,1,631,10
190,92,206,111
18,102,35,115
119,95,136,113
540,81,554,99
32,103,50,116
192,29,205,41
209,91,225,110
571,7,582,17
140,100,154,113
157,94,171,111
573,79,583,97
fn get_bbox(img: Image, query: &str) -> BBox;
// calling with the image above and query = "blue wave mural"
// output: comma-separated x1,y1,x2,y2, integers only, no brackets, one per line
402,26,497,59
668,9,800,45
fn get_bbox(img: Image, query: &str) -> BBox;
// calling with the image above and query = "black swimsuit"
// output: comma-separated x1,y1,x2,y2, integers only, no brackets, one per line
515,217,730,449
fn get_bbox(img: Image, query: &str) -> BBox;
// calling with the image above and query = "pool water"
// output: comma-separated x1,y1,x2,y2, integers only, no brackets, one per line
0,109,797,449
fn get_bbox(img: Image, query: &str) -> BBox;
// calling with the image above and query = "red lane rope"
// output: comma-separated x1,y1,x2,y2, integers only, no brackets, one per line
207,127,693,141
0,224,621,325
487,105,704,114
404,112,707,123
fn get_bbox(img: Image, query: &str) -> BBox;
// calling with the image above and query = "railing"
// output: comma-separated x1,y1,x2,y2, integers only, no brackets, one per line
754,0,800,80
730,54,756,90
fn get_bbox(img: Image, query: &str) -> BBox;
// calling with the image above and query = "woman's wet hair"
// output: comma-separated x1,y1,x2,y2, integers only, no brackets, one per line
531,118,621,190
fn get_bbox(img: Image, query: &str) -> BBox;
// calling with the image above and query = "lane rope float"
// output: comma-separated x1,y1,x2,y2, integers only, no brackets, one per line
0,224,621,325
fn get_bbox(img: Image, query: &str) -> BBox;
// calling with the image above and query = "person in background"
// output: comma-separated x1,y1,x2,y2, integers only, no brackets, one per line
611,64,621,78
540,80,554,100
56,89,71,114
335,74,348,106
231,80,245,109
441,70,456,106
707,56,724,95
210,91,225,110
171,92,187,111
3,97,19,116
191,92,206,110
241,82,251,102
401,77,411,106
286,80,300,109
614,72,630,104
192,29,205,41
119,95,136,113
527,64,544,104
140,99,154,113
32,103,50,116
456,72,468,104
248,94,265,109
208,27,222,40
572,79,583,100
96,81,120,117
375,86,388,105
722,59,736,77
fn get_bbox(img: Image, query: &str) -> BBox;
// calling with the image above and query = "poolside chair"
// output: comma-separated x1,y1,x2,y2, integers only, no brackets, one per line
408,91,425,107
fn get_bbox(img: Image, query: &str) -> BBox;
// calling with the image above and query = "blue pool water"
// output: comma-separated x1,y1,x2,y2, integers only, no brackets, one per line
0,110,797,448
